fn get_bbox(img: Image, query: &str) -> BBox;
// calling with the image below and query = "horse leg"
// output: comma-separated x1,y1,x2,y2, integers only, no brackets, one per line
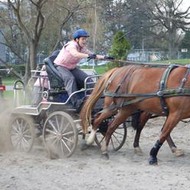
132,111,184,157
86,110,115,146
133,126,144,155
101,109,132,159
166,134,184,157
132,112,151,155
149,113,180,165
80,133,89,150
159,124,184,157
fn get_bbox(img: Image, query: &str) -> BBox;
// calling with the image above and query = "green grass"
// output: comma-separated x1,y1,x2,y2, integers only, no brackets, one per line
156,58,190,65
98,59,190,74
2,77,19,85
3,90,14,98
80,65,108,74
0,77,19,100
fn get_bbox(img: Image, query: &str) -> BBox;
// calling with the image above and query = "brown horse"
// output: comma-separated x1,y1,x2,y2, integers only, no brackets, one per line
80,64,190,165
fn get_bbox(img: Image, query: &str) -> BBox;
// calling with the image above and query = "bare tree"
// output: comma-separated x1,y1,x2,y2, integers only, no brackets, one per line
0,0,92,82
3,0,47,81
145,0,190,59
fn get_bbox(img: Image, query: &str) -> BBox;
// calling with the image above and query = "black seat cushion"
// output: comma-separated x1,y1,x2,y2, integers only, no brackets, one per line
44,57,64,89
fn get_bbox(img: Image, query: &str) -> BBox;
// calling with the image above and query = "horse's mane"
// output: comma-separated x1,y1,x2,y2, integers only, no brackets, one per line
80,67,118,134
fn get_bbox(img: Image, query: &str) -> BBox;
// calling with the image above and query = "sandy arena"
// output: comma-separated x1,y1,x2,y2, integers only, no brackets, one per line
0,107,190,190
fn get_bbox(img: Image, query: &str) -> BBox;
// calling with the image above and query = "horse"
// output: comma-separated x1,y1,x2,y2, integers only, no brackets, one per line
80,64,190,165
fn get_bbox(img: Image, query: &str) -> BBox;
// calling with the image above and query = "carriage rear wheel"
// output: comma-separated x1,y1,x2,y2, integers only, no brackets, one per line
94,121,127,151
43,111,78,158
9,115,35,152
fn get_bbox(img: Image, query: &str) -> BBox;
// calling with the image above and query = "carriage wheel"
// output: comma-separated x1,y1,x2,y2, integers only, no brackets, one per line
94,121,127,151
9,115,35,152
43,111,78,158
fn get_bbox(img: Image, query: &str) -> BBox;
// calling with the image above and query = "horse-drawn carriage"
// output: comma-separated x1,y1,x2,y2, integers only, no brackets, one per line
9,56,128,158
9,55,190,164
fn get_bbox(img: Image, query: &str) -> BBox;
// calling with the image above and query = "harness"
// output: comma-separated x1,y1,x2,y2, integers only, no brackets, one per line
103,64,190,115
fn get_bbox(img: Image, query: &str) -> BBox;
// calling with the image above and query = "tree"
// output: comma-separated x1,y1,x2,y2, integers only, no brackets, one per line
2,0,48,81
180,30,190,58
0,0,92,82
99,0,129,50
144,0,190,59
108,31,130,68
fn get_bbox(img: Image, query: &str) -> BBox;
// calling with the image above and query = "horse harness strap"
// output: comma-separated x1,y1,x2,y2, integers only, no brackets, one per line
104,66,136,94
103,64,190,112
158,65,190,114
157,64,178,115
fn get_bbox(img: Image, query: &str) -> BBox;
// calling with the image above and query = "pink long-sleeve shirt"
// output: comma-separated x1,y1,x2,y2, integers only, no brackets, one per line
54,41,91,70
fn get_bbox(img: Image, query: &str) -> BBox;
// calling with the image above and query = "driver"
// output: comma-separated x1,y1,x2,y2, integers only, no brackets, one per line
54,28,113,110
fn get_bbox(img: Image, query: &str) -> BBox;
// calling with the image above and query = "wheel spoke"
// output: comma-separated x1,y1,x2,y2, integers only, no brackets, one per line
60,138,72,153
111,133,121,144
45,133,57,144
95,122,127,151
61,122,70,134
62,130,74,137
45,128,57,135
55,115,60,131
48,119,58,133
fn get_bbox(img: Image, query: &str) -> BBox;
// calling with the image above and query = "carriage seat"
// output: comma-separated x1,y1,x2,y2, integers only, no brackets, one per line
42,57,70,103
43,57,64,89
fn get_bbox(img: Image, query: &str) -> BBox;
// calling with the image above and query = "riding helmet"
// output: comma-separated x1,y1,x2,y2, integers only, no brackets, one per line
73,29,90,39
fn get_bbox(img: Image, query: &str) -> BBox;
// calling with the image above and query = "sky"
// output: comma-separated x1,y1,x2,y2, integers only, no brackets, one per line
179,0,190,10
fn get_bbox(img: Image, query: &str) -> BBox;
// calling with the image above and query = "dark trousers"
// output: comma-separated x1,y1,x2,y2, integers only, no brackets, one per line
56,66,90,105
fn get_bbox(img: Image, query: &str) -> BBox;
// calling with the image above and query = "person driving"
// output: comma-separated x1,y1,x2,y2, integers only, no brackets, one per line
54,28,113,110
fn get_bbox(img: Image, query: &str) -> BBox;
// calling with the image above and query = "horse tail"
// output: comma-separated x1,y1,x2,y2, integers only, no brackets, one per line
80,68,118,134
131,111,142,130
132,111,152,131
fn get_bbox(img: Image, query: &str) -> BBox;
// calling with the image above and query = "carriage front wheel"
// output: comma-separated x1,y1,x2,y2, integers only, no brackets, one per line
9,115,35,152
94,120,127,151
43,111,78,158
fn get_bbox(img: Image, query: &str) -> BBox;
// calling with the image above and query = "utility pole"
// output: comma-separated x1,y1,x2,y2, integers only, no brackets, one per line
92,0,97,69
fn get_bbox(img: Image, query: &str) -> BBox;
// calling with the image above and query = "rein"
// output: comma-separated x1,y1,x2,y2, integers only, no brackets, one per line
110,59,187,68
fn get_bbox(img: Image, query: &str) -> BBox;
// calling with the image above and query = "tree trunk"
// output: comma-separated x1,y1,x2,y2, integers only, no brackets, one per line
24,41,37,83
30,41,37,70
168,29,178,59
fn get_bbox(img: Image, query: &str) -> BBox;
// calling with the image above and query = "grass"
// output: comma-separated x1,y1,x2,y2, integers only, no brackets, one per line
156,58,190,65
80,65,108,74
81,59,190,74
1,77,19,85
0,77,20,100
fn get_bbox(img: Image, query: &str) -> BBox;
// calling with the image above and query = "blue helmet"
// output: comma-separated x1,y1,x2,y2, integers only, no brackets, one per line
73,29,90,39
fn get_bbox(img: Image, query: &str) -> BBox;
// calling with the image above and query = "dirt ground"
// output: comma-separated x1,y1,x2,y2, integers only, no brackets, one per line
1,108,190,190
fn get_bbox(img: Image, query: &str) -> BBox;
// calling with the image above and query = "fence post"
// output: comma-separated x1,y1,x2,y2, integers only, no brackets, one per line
0,76,3,99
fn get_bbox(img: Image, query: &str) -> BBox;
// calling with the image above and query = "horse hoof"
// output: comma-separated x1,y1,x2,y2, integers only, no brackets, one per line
48,151,59,159
101,152,109,160
134,147,143,156
148,156,158,165
80,140,89,151
173,148,184,157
